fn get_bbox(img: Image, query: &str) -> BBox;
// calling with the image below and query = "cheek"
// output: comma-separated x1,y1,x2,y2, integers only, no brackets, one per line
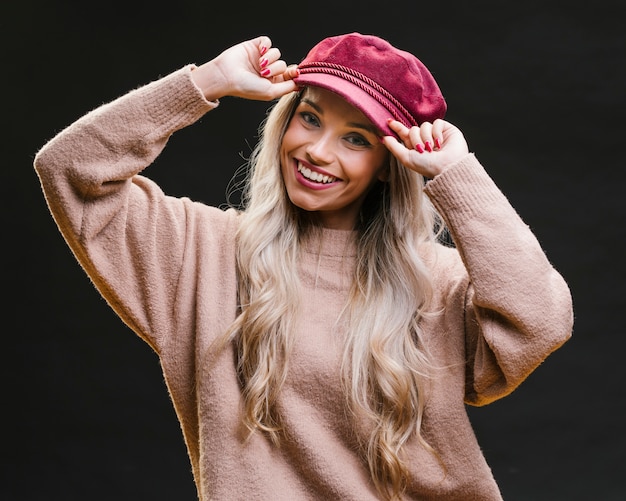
279,125,294,166
348,153,389,186
280,121,305,175
281,118,300,147
279,144,293,186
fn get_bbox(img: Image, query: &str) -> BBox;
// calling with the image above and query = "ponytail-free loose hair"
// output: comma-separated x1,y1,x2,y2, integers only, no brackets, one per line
225,89,445,500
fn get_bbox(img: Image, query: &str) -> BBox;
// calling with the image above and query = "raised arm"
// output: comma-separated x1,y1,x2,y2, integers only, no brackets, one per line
33,36,298,350
425,152,573,404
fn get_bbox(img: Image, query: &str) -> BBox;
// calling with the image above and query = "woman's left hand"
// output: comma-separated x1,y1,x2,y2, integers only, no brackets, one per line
382,119,469,178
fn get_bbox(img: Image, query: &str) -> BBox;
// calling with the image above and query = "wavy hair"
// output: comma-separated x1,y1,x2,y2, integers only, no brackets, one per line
224,89,445,500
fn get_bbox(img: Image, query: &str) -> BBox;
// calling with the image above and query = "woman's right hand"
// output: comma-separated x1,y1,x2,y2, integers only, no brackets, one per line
191,35,299,102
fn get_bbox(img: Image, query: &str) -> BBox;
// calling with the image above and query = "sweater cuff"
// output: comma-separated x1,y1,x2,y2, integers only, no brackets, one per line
140,65,219,136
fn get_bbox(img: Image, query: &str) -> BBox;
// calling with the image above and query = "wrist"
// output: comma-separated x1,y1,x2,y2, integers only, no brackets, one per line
190,61,228,102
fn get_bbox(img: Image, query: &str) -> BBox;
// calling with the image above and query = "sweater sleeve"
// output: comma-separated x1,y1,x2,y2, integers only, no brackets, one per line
424,153,573,406
33,65,229,352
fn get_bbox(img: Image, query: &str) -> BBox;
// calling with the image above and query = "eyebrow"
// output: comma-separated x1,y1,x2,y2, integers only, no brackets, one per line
300,97,379,135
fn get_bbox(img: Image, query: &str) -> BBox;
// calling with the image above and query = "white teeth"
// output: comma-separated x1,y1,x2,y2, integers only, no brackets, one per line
297,163,336,184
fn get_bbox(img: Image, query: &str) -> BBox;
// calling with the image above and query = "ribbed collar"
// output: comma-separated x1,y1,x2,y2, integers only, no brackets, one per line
301,227,357,258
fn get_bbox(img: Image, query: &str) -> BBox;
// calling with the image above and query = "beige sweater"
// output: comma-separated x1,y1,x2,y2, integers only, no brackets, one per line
34,66,573,500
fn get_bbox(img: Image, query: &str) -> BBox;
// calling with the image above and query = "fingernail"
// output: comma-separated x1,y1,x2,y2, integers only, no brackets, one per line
261,68,271,77
415,143,425,153
386,118,394,123
424,141,432,152
435,137,442,149
259,45,267,56
260,58,268,68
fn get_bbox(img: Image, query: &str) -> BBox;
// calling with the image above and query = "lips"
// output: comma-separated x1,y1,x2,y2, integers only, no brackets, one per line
296,161,340,186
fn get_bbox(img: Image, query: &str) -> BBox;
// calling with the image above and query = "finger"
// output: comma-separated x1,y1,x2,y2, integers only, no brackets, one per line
261,60,287,78
418,122,434,152
262,60,299,97
259,47,280,73
261,47,281,64
382,135,412,165
431,119,445,149
387,119,412,147
280,64,300,81
264,78,299,100
407,125,425,153
256,36,272,57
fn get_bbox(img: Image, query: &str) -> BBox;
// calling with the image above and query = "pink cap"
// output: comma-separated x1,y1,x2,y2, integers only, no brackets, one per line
294,33,446,137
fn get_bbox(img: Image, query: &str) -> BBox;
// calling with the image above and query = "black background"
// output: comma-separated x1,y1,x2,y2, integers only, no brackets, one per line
4,1,625,499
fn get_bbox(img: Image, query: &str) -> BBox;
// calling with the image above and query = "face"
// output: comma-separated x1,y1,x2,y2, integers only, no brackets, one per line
280,87,389,230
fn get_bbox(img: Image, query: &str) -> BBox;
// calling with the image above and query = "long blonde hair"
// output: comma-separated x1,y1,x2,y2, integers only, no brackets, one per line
226,89,444,499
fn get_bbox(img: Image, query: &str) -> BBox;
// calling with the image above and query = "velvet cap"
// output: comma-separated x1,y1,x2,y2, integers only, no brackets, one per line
294,33,447,137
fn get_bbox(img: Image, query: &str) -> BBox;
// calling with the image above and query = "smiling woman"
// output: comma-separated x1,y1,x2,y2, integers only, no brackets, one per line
33,32,573,500
280,87,389,229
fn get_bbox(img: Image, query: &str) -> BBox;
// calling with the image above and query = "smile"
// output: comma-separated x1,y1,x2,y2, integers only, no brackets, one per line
297,162,337,184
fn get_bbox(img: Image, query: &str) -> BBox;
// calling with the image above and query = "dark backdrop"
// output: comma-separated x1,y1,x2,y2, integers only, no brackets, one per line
4,1,624,499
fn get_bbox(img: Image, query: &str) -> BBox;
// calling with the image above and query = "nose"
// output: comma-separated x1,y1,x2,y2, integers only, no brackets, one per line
305,133,335,166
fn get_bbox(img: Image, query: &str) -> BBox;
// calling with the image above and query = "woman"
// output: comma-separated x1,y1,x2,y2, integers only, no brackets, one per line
34,33,573,500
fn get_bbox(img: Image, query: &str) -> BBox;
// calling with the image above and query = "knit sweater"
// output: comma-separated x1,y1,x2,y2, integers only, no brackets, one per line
34,65,573,500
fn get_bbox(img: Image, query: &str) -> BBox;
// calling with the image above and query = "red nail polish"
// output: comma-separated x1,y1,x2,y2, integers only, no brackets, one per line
261,68,271,77
424,141,432,152
415,143,425,153
435,138,442,149
259,45,267,56
260,58,268,68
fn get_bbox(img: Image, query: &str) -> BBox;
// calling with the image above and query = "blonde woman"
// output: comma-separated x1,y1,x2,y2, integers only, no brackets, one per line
34,33,573,500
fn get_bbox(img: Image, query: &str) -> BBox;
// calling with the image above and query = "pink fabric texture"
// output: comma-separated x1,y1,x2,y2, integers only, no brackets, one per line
34,67,572,500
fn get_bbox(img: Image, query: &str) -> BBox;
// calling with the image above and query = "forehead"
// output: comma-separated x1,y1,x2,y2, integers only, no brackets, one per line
301,86,375,129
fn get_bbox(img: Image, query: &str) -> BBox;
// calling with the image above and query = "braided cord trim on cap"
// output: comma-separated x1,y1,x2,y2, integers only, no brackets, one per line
298,62,419,128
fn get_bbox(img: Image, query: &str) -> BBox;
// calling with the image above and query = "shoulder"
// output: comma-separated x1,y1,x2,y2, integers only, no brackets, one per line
185,201,241,240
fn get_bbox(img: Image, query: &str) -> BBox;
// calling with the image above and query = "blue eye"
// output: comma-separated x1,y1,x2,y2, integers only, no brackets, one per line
346,134,370,147
300,112,319,127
